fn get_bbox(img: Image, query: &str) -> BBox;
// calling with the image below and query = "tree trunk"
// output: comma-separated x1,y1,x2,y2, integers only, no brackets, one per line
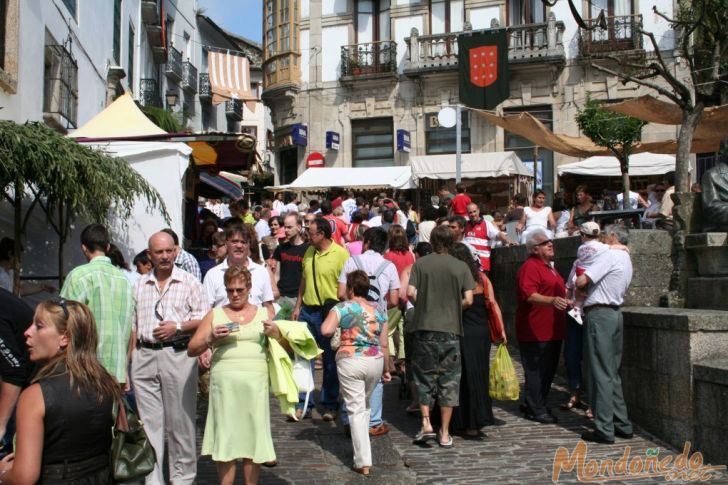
675,103,704,192
57,201,65,289
620,154,630,210
12,180,22,297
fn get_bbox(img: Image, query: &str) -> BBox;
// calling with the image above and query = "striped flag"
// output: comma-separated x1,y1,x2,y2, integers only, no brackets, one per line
207,50,257,112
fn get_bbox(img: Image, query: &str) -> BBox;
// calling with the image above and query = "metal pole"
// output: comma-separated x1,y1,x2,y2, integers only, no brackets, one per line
456,105,462,184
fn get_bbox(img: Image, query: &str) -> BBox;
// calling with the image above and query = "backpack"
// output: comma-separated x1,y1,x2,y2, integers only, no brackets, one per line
352,256,392,306
405,218,417,240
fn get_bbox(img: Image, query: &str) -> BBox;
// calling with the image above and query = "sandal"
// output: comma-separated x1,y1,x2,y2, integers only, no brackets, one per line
585,408,594,420
438,433,454,448
560,395,582,411
413,429,436,444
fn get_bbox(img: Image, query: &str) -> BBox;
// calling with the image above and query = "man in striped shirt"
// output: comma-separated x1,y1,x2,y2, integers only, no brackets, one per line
60,224,133,385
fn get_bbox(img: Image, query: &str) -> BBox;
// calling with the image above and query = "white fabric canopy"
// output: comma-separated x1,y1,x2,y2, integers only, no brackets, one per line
269,166,416,192
410,152,533,180
557,152,677,177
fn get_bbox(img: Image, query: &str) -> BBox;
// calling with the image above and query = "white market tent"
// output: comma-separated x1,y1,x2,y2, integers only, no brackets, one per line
410,151,533,180
557,152,677,177
270,166,416,192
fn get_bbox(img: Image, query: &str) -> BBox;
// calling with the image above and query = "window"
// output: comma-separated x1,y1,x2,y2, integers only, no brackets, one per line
356,0,391,43
508,0,545,25
425,110,470,154
430,0,464,34
127,23,134,90
504,106,553,199
588,0,636,48
61,0,77,19
43,38,78,130
113,0,122,63
352,118,394,167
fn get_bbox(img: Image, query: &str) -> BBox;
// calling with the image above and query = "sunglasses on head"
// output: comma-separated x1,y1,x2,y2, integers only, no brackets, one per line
52,298,69,320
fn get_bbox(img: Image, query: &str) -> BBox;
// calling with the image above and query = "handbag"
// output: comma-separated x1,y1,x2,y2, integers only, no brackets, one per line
111,396,157,481
292,352,315,420
481,273,506,343
330,327,342,350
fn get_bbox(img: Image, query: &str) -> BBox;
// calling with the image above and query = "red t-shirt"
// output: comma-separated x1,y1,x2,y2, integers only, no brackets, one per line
384,250,416,276
451,193,472,216
324,214,348,246
515,256,566,342
331,197,343,209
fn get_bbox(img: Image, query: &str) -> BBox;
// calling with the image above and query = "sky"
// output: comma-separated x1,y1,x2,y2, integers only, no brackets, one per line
198,0,263,43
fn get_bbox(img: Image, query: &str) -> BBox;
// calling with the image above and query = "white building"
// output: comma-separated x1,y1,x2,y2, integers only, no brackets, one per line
262,0,688,198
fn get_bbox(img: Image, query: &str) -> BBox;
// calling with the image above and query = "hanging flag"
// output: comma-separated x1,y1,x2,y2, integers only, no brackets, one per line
458,30,509,110
207,50,257,112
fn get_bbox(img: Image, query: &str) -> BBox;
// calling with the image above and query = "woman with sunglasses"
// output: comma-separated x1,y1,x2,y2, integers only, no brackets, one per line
189,266,285,485
0,299,120,483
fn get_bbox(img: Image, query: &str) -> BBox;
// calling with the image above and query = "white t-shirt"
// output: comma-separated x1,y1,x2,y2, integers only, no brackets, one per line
283,203,299,214
338,250,400,314
617,191,640,210
418,220,436,243
583,249,633,307
203,257,274,308
0,267,12,292
255,219,272,241
342,198,357,223
366,216,382,227
272,199,285,214
524,206,552,229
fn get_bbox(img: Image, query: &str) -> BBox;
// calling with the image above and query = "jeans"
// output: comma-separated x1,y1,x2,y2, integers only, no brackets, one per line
563,317,584,392
299,305,340,411
340,379,383,427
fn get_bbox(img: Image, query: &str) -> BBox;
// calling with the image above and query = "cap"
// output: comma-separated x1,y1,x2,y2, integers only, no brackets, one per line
579,221,601,236
252,205,263,212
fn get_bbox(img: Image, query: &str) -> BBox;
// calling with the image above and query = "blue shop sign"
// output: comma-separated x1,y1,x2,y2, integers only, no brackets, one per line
292,124,308,146
396,129,411,153
326,131,340,150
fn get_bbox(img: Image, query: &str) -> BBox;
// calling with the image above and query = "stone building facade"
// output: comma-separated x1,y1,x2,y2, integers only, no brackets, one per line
262,0,685,198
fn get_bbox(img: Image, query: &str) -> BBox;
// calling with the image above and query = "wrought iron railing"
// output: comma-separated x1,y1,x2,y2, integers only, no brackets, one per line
139,78,162,108
225,99,243,120
199,73,211,101
579,14,643,56
181,61,197,93
43,44,78,129
404,14,565,71
165,46,183,82
341,40,397,78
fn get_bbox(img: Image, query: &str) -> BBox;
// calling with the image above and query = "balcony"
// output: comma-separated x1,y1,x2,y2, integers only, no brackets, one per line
141,0,159,25
579,14,643,57
199,73,211,102
165,47,183,83
403,14,565,74
139,78,162,108
225,99,243,120
340,41,397,80
181,61,197,94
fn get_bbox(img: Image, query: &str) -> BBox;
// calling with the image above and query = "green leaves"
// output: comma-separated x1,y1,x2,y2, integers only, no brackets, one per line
0,121,170,233
576,98,645,154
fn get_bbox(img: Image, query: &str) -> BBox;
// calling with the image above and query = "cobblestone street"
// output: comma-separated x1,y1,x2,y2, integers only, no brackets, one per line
193,346,728,484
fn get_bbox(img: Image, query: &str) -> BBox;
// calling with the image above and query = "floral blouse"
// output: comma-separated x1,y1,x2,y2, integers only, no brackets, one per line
332,301,386,360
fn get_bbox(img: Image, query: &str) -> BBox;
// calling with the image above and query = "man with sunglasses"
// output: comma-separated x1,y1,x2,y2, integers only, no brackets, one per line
516,230,570,425
131,231,209,484
60,223,133,386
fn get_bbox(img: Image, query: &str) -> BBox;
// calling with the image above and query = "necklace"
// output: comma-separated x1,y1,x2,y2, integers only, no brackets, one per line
227,305,249,321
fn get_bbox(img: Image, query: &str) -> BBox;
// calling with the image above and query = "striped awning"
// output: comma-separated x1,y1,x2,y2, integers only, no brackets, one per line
199,172,243,199
207,50,257,111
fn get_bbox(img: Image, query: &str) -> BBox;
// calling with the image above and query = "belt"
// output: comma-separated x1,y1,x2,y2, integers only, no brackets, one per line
41,453,109,480
137,338,189,350
583,304,620,313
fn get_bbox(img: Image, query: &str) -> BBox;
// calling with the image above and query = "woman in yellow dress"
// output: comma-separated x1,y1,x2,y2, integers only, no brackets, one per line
188,265,287,485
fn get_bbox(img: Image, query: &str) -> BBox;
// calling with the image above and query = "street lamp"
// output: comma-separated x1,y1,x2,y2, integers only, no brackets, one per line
165,90,178,110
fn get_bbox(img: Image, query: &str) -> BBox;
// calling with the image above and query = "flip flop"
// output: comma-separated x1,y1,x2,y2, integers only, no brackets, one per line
413,430,436,444
438,434,454,448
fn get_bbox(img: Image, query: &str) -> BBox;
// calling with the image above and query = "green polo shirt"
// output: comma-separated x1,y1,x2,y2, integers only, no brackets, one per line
61,256,134,383
301,242,349,306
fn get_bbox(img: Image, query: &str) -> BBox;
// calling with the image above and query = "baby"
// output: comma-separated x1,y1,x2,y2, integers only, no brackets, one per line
566,222,628,324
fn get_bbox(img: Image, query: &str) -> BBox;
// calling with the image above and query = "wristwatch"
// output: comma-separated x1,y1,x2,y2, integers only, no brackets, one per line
175,321,182,336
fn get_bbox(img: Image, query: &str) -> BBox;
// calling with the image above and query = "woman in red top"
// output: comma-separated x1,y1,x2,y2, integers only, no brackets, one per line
515,229,570,424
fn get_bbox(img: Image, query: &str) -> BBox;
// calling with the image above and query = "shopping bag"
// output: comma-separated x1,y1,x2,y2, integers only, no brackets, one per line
489,344,520,401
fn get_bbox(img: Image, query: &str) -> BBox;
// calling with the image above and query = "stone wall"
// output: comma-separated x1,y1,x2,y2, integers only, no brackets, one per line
693,358,728,466
490,229,673,343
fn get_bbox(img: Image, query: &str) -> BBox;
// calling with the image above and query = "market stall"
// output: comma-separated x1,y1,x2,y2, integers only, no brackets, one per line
268,166,416,193
410,151,534,210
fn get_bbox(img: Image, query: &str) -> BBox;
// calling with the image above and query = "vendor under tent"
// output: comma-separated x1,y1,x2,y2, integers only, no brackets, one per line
410,152,534,210
268,166,416,192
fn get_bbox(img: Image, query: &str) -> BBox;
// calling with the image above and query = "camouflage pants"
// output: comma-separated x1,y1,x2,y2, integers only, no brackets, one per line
410,331,461,407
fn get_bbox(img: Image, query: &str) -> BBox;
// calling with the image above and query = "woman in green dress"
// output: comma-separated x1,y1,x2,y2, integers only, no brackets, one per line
188,265,288,485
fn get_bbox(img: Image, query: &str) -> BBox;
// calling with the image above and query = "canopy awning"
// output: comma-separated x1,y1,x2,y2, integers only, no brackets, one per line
410,152,533,180
69,94,167,138
199,172,243,198
269,166,416,192
557,152,679,177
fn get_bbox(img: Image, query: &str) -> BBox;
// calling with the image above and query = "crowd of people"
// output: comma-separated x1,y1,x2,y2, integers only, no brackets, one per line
0,185,639,484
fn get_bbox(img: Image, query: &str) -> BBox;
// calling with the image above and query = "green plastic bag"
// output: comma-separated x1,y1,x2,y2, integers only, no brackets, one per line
489,344,520,401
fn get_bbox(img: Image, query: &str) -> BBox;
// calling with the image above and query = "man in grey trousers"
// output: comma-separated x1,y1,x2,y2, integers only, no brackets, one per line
576,224,634,444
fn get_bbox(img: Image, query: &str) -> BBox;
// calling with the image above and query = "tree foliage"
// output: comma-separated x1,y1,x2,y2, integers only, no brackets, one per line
139,105,184,133
576,98,645,205
0,121,170,293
